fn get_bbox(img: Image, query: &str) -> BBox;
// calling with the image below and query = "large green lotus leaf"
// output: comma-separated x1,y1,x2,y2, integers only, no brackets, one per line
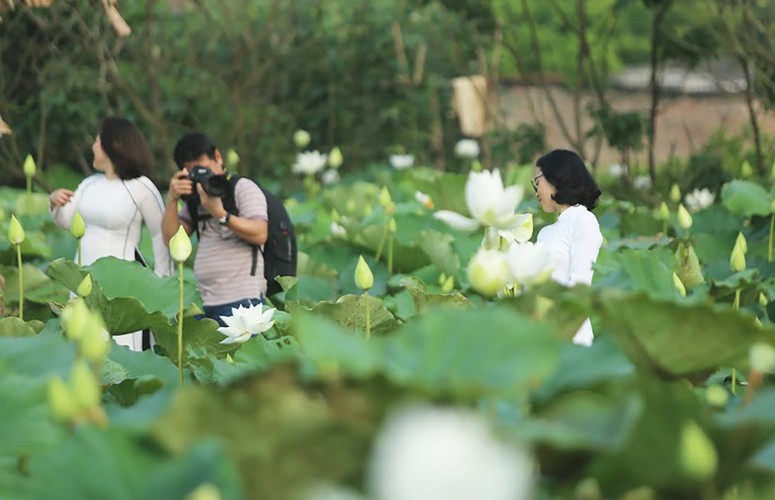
691,206,742,263
301,293,400,337
320,180,380,217
618,206,663,237
417,229,461,276
0,331,75,379
594,247,678,299
408,168,469,214
597,289,773,378
151,313,230,363
109,343,180,388
383,288,417,321
0,317,43,337
297,252,338,279
193,335,301,386
350,221,431,273
399,275,470,314
13,193,50,216
521,392,643,452
2,263,69,305
721,180,773,216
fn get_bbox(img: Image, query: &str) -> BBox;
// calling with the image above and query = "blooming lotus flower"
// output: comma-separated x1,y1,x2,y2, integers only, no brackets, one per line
390,154,414,170
355,255,374,291
328,146,343,169
454,138,480,159
414,191,434,209
70,212,86,239
8,214,24,245
467,248,511,297
633,175,652,191
169,225,192,262
496,213,533,246
684,188,714,212
218,303,276,344
368,405,533,500
434,169,525,232
23,154,36,177
292,151,328,175
321,169,340,185
293,129,311,148
505,241,553,286
677,204,693,229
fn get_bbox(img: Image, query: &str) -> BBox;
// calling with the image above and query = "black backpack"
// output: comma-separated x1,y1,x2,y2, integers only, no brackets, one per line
186,174,297,296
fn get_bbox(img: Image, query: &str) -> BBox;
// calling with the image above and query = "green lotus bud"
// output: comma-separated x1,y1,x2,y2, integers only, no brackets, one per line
705,385,729,408
759,292,769,308
70,360,100,411
672,272,686,297
293,129,310,149
387,217,397,234
679,420,718,480
331,209,341,222
741,160,754,178
379,187,392,208
658,201,670,221
23,154,36,177
735,231,747,253
467,248,510,297
440,274,454,293
8,214,24,245
730,234,746,272
76,274,92,298
669,183,681,203
79,316,110,363
225,148,240,168
70,212,86,239
354,255,374,291
750,342,775,373
438,273,447,286
471,159,483,172
677,204,693,229
48,377,77,423
62,297,89,341
169,225,192,262
328,146,343,169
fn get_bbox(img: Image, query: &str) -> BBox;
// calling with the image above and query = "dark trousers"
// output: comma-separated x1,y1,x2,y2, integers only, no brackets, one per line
202,297,265,327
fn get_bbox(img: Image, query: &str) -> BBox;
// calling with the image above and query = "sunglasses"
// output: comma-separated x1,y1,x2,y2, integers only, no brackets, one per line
531,174,544,192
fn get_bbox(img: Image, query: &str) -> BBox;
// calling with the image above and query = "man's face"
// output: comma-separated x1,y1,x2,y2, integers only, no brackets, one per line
181,150,224,175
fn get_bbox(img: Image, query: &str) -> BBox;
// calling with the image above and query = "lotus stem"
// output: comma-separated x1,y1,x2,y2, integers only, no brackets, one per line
732,287,742,394
77,240,82,267
387,234,394,275
769,213,774,262
662,220,667,236
364,291,371,340
177,260,184,385
26,177,31,196
16,244,23,320
375,220,389,262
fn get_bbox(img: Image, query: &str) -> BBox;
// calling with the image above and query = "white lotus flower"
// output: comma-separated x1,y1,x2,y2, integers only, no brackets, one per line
497,213,533,245
467,247,511,297
434,169,525,232
608,163,625,178
684,188,715,212
292,151,328,175
390,154,414,170
505,241,553,286
321,169,340,185
368,405,533,500
330,222,347,238
414,190,434,209
454,139,480,159
633,175,652,191
218,303,276,344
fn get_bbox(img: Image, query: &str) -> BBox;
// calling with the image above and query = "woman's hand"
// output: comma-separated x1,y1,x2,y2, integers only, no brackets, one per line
49,188,74,208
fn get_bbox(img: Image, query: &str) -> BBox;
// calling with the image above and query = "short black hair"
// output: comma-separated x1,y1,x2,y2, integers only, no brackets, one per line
536,149,601,210
173,132,217,169
99,116,153,180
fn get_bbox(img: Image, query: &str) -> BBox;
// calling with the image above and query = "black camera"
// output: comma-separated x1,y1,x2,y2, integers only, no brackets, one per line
185,166,229,201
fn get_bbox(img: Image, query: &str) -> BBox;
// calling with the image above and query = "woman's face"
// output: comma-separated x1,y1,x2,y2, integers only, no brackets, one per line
92,135,114,175
533,168,559,213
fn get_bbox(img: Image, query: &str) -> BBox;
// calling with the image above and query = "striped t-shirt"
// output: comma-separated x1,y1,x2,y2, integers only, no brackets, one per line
179,178,268,306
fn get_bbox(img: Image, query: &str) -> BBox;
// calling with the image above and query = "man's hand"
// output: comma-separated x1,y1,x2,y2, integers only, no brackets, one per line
168,170,193,203
197,184,227,218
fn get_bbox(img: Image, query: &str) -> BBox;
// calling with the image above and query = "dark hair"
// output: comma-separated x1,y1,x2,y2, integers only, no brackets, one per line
173,132,217,169
536,149,601,210
99,116,153,180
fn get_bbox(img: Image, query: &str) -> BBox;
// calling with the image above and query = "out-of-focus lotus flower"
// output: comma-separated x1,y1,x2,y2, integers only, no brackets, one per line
414,191,434,209
225,148,240,168
379,187,392,208
71,360,101,411
672,272,686,296
8,214,24,245
467,248,511,297
48,377,77,423
505,241,553,287
454,138,480,159
321,169,340,185
390,154,414,170
435,169,525,232
331,222,347,238
293,151,328,176
355,255,374,291
608,163,625,178
677,204,693,229
293,129,311,148
750,343,775,373
633,175,652,191
497,213,533,245
669,183,681,203
23,154,36,177
679,421,718,481
328,147,343,169
368,405,533,500
684,188,715,212
218,303,276,344
705,385,729,408
70,212,86,239
169,225,192,262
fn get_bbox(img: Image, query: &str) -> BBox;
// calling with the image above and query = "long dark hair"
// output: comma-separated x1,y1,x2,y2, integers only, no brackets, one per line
536,149,601,210
99,116,153,180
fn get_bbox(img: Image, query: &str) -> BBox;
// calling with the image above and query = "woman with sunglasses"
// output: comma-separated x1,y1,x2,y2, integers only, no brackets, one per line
532,149,602,346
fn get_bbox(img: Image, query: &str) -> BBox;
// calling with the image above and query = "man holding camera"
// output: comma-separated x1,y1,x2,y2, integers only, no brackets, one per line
162,132,268,325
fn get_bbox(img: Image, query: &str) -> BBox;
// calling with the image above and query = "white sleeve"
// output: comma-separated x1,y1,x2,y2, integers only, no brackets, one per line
567,213,603,287
136,177,174,277
50,176,97,230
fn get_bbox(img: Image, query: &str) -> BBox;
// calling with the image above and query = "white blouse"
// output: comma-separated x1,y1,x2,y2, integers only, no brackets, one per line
537,204,603,345
51,174,172,351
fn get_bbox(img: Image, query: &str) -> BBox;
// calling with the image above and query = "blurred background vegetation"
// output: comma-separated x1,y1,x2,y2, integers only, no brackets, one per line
1,0,775,194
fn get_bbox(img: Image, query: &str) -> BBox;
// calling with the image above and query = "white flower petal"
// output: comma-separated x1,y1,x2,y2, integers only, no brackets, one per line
434,211,481,232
